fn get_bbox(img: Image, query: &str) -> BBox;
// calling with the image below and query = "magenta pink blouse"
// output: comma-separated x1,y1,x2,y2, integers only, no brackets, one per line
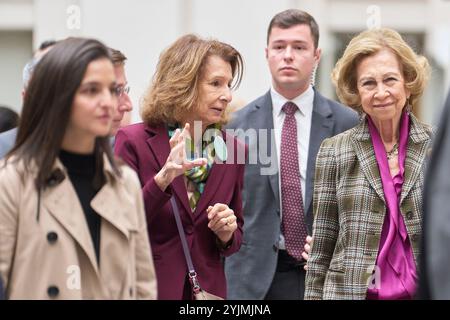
366,112,417,300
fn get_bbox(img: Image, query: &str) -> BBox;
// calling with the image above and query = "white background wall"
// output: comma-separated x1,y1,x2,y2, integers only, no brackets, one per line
1,0,450,125
0,31,32,111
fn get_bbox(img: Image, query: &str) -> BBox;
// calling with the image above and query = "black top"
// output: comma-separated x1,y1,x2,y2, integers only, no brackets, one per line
59,149,102,264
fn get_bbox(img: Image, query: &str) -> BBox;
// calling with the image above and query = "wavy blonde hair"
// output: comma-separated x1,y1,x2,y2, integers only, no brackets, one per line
332,28,430,113
141,34,243,126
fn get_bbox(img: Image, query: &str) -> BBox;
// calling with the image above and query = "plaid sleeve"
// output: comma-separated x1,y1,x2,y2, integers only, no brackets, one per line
304,137,339,300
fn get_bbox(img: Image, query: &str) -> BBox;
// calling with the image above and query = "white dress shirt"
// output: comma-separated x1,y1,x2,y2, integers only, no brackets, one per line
271,85,314,249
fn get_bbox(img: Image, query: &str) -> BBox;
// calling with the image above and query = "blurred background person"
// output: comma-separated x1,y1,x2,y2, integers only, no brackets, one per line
0,44,130,159
0,105,19,133
22,40,57,97
115,34,245,300
0,38,156,299
109,48,132,137
0,40,57,159
119,107,132,128
305,28,432,300
419,88,450,299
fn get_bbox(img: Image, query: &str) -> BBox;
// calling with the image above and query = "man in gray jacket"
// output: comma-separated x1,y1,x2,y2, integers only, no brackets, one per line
225,9,358,300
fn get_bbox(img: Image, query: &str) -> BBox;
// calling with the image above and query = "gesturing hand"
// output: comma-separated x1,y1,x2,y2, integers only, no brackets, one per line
154,123,207,191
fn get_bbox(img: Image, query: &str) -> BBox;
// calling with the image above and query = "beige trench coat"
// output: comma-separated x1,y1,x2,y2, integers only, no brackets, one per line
0,155,157,299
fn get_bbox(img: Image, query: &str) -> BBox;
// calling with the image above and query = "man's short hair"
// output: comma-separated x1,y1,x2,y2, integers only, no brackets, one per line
0,106,19,133
267,9,320,49
38,40,57,51
109,48,127,65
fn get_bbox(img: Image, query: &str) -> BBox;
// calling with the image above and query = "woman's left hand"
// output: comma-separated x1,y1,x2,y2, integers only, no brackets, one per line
207,203,237,246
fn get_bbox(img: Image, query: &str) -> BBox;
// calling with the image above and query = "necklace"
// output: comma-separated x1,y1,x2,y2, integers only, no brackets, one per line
386,143,399,160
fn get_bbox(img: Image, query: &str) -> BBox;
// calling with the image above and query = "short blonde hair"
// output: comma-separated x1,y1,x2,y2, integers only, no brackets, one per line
141,34,243,126
332,28,430,113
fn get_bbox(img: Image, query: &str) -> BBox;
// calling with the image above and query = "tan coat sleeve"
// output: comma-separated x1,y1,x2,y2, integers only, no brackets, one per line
0,163,20,295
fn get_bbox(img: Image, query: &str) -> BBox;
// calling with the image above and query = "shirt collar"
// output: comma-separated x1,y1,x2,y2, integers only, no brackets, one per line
270,85,314,117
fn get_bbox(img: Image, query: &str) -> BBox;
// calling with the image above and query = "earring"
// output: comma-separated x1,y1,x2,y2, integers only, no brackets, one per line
310,64,318,86
405,97,412,114
358,107,365,122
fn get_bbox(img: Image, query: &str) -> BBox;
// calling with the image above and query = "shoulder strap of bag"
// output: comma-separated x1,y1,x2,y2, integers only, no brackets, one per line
169,196,202,294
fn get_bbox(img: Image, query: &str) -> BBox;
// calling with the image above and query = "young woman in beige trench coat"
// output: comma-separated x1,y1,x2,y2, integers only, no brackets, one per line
0,38,157,299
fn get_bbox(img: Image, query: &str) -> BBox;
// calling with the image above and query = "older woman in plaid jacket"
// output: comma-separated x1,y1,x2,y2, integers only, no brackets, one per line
304,28,433,300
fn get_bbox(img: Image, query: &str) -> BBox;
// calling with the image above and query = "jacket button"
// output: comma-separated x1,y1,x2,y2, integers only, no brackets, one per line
47,232,58,244
47,286,59,298
405,211,414,220
185,226,193,235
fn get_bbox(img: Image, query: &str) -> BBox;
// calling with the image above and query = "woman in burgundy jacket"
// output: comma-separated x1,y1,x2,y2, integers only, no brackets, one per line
115,34,245,300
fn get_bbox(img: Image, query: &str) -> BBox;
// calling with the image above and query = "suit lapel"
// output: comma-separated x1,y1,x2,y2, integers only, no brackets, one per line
92,154,137,237
43,172,100,275
305,91,334,220
400,114,431,204
91,185,136,238
351,119,386,204
256,92,280,212
145,125,192,215
92,167,136,297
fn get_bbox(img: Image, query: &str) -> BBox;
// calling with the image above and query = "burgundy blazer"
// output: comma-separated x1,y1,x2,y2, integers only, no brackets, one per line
114,123,245,299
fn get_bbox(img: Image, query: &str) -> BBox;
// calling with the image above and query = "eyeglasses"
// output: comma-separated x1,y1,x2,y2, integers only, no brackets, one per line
115,85,130,97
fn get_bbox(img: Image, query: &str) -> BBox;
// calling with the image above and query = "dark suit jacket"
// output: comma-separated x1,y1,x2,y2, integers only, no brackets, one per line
0,276,4,300
420,89,450,299
224,88,359,299
115,123,245,299
0,128,17,159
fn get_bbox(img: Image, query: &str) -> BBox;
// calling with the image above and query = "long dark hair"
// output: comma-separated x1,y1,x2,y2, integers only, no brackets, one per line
7,37,121,189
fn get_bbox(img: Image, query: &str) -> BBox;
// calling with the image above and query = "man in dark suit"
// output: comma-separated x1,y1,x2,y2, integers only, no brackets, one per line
224,9,359,300
419,88,450,299
0,276,4,300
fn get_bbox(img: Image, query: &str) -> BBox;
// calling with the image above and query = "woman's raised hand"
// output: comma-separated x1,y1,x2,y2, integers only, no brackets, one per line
154,123,207,191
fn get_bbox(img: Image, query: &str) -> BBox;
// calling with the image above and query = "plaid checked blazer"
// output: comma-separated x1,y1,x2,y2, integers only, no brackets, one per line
304,114,433,300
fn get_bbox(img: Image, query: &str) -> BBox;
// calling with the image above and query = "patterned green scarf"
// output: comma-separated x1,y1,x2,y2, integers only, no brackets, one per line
168,124,219,211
